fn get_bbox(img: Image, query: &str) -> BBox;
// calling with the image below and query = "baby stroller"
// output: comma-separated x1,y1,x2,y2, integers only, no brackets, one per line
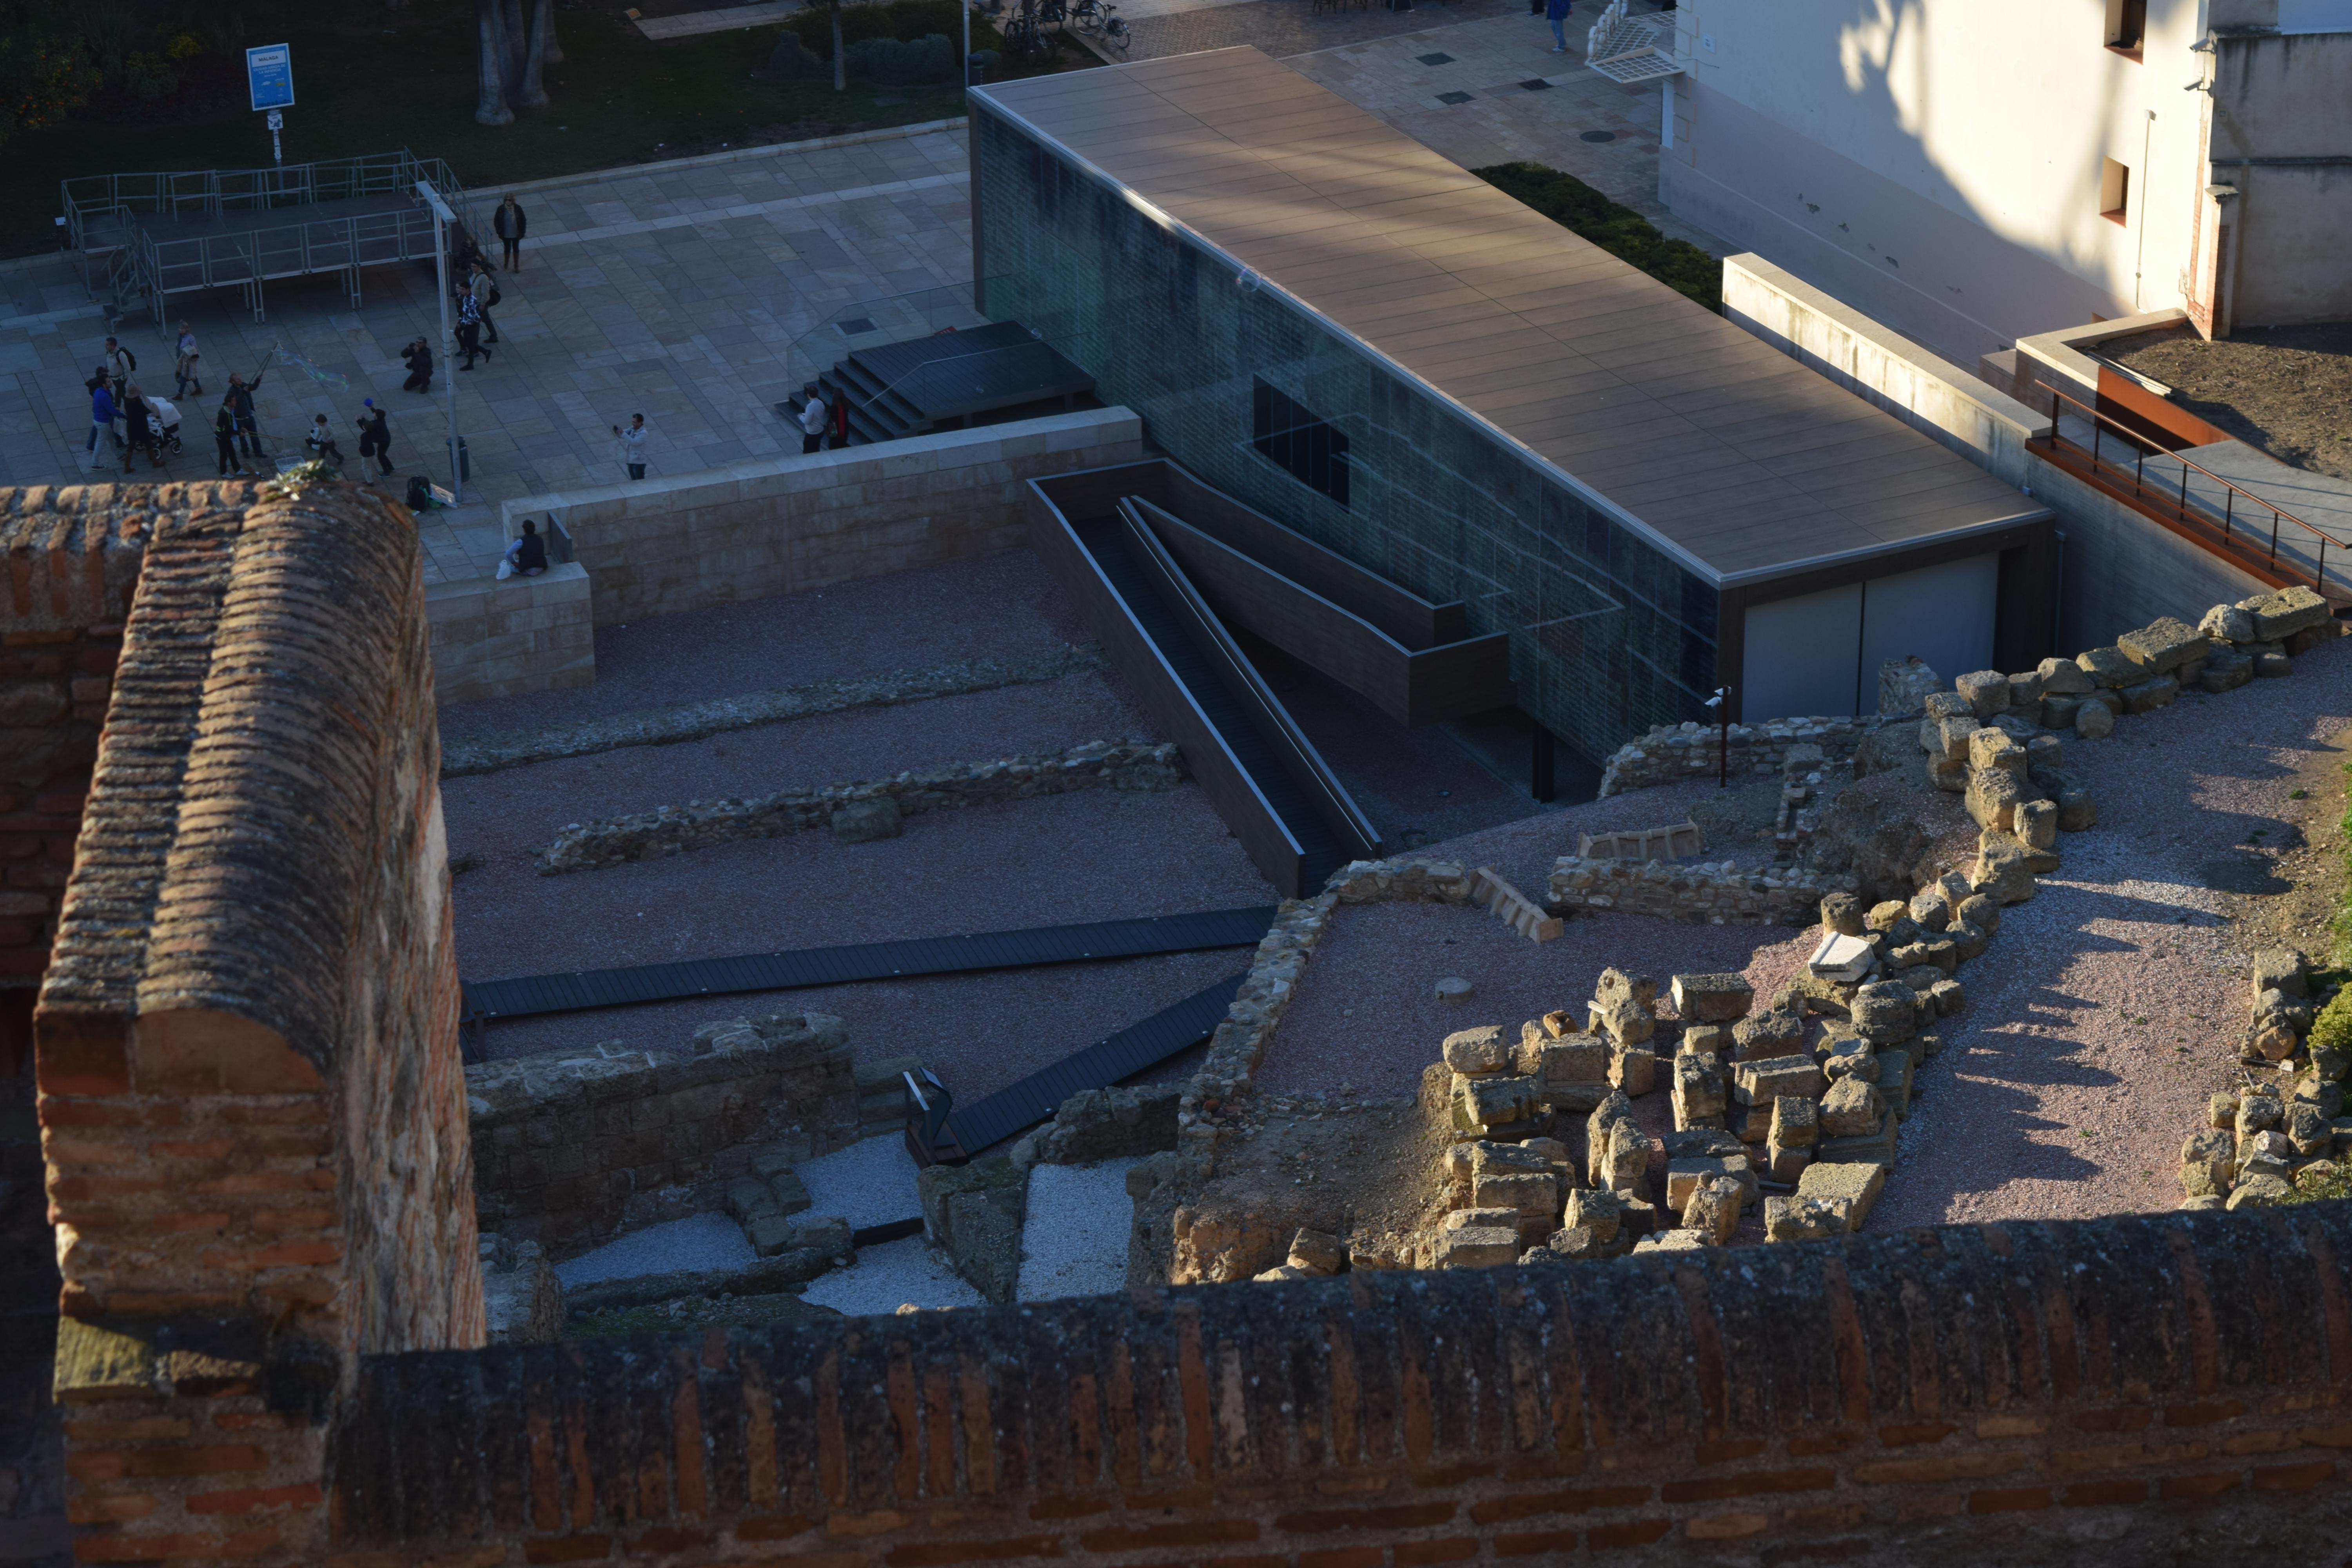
142,395,185,459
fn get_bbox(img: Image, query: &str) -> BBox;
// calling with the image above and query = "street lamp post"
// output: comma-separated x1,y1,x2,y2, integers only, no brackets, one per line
414,180,463,503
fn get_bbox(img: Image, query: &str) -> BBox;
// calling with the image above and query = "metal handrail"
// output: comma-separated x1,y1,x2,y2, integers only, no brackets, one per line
2044,383,2345,593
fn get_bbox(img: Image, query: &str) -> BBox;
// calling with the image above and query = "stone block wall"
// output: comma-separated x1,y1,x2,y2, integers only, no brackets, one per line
465,1015,858,1259
33,482,481,1566
1545,857,1853,924
423,563,595,706
2,493,146,993
333,1206,2352,1566
1597,716,1876,796
500,408,1146,627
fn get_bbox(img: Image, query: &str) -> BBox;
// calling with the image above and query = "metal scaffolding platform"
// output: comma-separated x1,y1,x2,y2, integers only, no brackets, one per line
62,150,477,324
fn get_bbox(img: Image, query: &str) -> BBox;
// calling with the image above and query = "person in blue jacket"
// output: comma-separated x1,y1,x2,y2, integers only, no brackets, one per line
1547,0,1573,52
85,381,114,470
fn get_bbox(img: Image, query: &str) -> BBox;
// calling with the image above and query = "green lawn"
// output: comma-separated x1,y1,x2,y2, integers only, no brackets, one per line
6,0,1078,258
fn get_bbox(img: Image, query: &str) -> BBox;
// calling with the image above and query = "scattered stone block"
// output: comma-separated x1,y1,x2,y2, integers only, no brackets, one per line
1595,967,1657,1007
2076,646,2136,688
2209,1091,2240,1130
2201,603,2258,643
1763,1194,1848,1242
1681,1024,1730,1059
2287,1102,2334,1157
1818,1076,1885,1138
1820,891,1866,936
1731,1005,1809,1059
2251,947,2309,999
830,797,904,843
2037,656,2094,694
2118,616,2207,672
2118,673,2180,714
1849,982,1915,1044
1682,1177,1742,1243
1434,976,1475,1005
1771,1094,1819,1149
1670,972,1755,1023
1927,979,1964,1018
2007,669,2045,709
1797,1160,1886,1229
1821,1035,1878,1082
2241,585,2330,642
1453,1074,1539,1135
1733,1054,1824,1105
2256,652,2293,679
1472,1170,1560,1229
2016,798,2058,851
1971,831,2039,905
1876,1050,1915,1118
1907,887,1951,931
1955,670,2010,717
2040,693,2086,731
2075,701,2115,740
1561,1186,1622,1244
2225,1174,2295,1209
1765,1138,1813,1185
1437,1226,1522,1268
2200,652,2254,693
1585,1091,1633,1183
2179,1131,2236,1198
1604,1120,1654,1199
1671,1053,1726,1127
1443,1026,1512,1076
1610,1043,1657,1097
1634,1229,1711,1253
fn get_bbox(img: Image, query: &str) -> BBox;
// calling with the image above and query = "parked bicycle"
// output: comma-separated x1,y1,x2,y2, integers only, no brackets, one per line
1096,1,1129,48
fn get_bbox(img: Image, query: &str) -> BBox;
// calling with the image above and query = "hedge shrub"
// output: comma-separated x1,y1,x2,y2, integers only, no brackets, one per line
1471,161,1722,313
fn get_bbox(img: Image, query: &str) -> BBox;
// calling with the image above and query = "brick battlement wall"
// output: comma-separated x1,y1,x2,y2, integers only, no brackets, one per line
2,491,151,995
33,481,480,1564
332,1207,2352,1566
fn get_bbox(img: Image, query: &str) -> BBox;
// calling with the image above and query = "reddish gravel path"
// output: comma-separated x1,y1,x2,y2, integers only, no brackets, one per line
1876,639,2352,1229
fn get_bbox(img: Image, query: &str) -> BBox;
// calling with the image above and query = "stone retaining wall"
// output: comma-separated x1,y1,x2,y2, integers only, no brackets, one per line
499,407,1146,626
536,740,1183,874
423,563,595,706
1545,856,1854,924
464,1014,856,1258
1597,715,1875,796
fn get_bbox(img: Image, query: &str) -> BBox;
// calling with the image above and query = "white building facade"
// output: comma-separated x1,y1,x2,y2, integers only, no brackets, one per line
1657,0,2352,367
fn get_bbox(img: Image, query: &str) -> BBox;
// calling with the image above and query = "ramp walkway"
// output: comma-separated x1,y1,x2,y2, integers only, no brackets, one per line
63,150,475,323
459,905,1276,1034
944,971,1247,1154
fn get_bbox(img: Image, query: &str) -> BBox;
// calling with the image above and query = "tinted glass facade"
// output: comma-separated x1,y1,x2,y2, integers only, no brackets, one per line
972,102,1721,763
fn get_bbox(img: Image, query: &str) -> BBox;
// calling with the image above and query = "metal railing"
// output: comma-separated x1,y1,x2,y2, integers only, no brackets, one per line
2043,383,2346,594
62,150,471,254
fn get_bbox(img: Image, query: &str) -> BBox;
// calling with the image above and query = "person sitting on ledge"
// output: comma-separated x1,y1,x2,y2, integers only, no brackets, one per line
503,519,548,577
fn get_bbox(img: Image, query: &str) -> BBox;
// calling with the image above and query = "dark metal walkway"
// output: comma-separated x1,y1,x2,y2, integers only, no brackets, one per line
459,906,1276,1025
945,971,1246,1154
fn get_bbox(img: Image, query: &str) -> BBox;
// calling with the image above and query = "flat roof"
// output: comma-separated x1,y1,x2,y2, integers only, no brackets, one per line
974,48,2048,587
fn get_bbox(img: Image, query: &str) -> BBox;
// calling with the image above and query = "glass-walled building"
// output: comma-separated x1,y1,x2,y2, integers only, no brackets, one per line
969,49,2053,764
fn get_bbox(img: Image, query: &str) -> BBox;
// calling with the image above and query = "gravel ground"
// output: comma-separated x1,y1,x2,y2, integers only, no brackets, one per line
552,1212,753,1289
439,551,1096,740
1875,639,2352,1229
800,1236,985,1317
439,670,1154,870
2107,321,2352,483
1017,1160,1142,1301
797,1136,924,1229
453,775,1275,1103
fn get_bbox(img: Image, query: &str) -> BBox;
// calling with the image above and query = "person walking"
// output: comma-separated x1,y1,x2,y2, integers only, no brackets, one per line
829,394,849,450
356,401,394,479
799,393,827,455
118,384,158,472
401,336,434,393
101,336,136,395
85,379,116,471
613,412,648,479
173,323,203,397
227,369,265,460
213,394,250,477
467,259,502,345
1546,0,1572,51
494,195,526,273
456,286,491,370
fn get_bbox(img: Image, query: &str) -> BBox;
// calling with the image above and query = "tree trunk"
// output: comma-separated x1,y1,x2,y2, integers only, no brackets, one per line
539,0,563,65
515,0,552,108
474,0,514,124
500,0,531,94
831,0,845,91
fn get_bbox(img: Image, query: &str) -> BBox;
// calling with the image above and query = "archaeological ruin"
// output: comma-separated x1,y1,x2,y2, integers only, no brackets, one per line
7,475,2352,1566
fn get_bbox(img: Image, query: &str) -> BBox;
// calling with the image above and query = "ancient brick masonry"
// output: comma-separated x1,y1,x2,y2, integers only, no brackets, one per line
32,481,482,1565
332,1207,2352,1565
1,490,151,994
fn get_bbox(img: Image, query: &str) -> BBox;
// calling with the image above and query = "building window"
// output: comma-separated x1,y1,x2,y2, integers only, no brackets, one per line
2100,158,2131,225
1251,376,1349,507
2104,0,2145,55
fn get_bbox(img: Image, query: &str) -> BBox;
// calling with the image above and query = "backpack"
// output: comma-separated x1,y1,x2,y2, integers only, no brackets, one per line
486,283,502,308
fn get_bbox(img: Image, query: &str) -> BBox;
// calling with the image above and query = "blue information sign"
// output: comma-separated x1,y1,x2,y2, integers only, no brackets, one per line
246,45,295,112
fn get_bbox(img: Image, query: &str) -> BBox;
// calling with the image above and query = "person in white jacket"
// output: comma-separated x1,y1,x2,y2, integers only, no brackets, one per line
799,394,826,455
612,413,648,479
